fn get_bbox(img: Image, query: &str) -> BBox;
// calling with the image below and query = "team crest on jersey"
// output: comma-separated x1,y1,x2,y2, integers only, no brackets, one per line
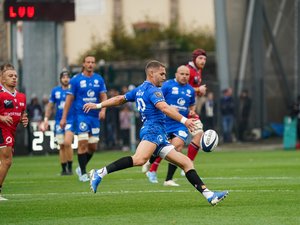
94,79,100,87
155,92,163,98
177,98,186,106
87,89,95,97
55,91,61,99
186,89,192,97
4,100,13,108
171,87,179,95
80,80,87,88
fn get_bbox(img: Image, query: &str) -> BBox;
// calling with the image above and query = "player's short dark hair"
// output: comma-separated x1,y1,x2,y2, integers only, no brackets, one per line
60,70,70,79
0,63,15,75
145,60,166,73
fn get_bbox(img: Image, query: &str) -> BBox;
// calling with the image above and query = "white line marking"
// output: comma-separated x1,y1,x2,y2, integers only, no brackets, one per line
4,188,298,198
7,176,299,184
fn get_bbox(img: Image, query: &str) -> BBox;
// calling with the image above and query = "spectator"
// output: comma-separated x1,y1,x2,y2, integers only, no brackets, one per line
27,94,43,122
237,89,252,142
119,104,132,151
289,95,300,146
41,94,49,118
220,88,235,143
201,91,216,130
105,89,120,149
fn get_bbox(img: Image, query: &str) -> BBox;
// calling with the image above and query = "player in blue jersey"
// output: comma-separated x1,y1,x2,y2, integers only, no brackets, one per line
84,60,228,206
60,55,107,182
43,71,75,175
145,65,203,186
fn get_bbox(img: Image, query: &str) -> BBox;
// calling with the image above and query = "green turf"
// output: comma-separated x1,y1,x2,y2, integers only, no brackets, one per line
0,148,299,225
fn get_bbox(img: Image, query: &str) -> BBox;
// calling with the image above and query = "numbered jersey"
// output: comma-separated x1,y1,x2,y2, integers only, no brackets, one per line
125,81,165,125
49,86,74,122
68,73,107,117
125,81,170,148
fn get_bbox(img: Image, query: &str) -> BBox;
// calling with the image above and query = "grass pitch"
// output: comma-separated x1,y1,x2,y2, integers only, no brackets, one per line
0,148,299,225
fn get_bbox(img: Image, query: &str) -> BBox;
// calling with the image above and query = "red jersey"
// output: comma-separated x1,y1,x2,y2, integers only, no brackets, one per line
0,89,26,147
187,61,202,88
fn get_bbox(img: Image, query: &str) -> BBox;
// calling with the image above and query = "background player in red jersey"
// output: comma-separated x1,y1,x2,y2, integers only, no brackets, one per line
0,66,28,201
0,63,15,90
185,49,208,170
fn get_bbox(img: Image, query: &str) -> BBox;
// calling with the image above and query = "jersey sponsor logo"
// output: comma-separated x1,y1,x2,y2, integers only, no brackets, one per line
83,97,97,102
79,122,88,131
58,101,65,110
178,130,188,138
170,104,187,111
55,91,61,99
171,87,179,95
19,102,25,106
154,91,163,98
87,89,95,97
177,98,186,106
80,80,87,88
4,100,13,108
157,135,163,143
91,128,100,135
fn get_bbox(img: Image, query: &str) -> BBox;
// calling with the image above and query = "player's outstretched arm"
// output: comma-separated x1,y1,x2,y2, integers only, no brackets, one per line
83,95,127,113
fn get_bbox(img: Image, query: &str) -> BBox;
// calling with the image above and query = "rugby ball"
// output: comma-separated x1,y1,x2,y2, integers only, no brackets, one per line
200,129,219,152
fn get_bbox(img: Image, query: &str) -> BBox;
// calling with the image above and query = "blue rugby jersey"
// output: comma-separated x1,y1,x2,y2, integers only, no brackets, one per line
125,81,166,125
67,73,107,117
49,86,74,122
162,79,195,130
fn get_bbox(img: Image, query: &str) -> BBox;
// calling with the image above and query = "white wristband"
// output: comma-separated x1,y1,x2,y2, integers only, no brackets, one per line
96,103,102,109
44,117,48,122
180,117,188,124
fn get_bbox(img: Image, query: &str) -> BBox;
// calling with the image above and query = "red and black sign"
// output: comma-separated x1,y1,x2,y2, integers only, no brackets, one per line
3,0,75,22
